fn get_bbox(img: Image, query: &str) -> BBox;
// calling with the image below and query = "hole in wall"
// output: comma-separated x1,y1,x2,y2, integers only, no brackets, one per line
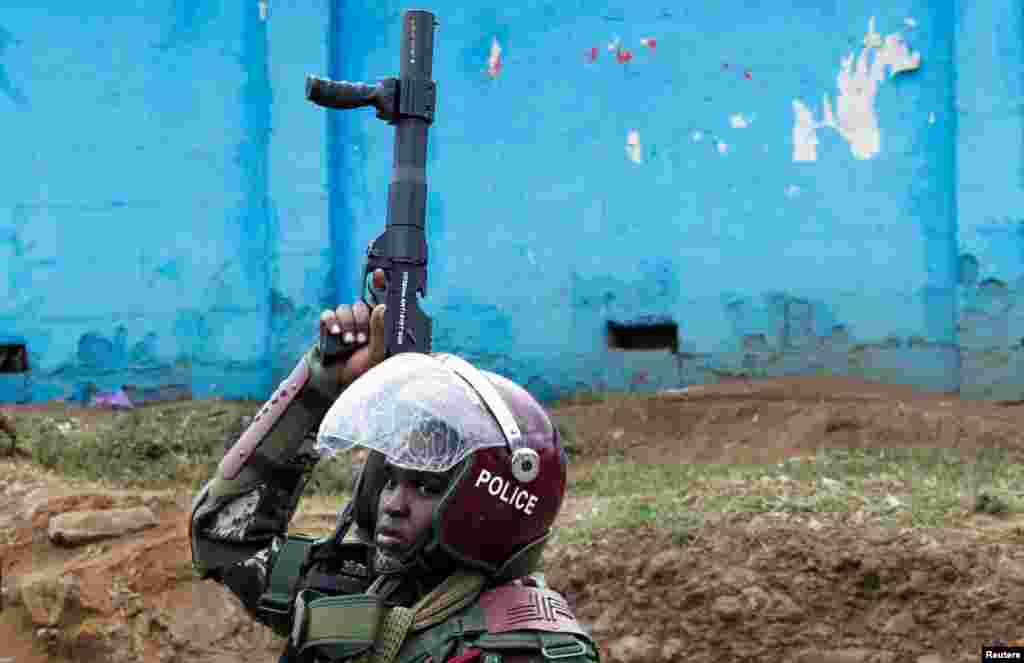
0,344,29,373
606,320,679,353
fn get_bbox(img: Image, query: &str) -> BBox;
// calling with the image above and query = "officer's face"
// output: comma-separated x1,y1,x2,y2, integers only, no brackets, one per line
375,462,452,556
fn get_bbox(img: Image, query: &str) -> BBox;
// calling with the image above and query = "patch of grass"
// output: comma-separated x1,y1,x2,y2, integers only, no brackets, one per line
8,401,364,496
306,456,359,496
663,509,705,545
562,445,1024,540
554,493,696,546
12,402,259,487
573,459,739,497
551,416,580,459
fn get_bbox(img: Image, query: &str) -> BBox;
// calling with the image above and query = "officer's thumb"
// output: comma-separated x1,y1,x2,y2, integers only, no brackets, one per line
368,304,387,367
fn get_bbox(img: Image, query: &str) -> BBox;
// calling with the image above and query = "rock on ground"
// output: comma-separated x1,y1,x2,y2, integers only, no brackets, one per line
48,506,158,546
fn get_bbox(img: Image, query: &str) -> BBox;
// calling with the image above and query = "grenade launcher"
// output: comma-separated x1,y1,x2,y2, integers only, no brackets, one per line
306,9,437,360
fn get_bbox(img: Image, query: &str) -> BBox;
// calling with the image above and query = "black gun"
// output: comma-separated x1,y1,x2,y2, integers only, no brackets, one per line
306,9,437,360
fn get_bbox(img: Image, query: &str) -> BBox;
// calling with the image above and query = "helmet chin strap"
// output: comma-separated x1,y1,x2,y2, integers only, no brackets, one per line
372,533,455,600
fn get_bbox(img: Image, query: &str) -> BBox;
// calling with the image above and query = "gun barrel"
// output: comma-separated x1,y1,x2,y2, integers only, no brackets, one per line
400,10,436,80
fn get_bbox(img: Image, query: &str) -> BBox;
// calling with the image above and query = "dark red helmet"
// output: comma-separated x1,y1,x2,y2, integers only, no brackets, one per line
316,353,567,581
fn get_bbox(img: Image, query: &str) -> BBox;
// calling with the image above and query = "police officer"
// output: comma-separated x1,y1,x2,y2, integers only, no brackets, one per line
190,271,600,663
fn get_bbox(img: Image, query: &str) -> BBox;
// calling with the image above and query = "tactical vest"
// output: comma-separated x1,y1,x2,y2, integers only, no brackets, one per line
262,536,600,663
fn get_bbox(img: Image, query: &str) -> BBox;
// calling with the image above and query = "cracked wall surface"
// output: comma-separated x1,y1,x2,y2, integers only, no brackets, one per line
1,1,1022,403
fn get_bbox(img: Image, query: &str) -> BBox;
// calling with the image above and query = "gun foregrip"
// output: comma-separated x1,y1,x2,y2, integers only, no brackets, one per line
306,76,377,110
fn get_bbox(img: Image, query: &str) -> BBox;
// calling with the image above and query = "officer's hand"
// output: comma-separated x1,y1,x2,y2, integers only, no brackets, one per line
318,269,387,389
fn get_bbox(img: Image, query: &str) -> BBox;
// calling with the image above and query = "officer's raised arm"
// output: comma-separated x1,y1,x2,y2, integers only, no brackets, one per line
188,277,387,628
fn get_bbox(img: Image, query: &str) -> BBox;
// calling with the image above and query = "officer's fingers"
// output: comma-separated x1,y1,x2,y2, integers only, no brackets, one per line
371,269,387,292
319,309,341,335
334,304,356,343
368,304,387,365
352,302,370,343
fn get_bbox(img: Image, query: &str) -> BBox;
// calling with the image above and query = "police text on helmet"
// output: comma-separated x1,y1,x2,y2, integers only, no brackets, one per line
474,469,538,515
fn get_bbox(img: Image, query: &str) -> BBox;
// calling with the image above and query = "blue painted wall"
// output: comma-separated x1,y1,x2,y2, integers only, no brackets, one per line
0,1,1020,404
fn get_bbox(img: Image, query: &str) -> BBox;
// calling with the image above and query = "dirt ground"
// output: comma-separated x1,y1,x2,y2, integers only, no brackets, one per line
3,376,1024,662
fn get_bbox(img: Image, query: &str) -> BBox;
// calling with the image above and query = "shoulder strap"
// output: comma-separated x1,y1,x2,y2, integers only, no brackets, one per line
471,630,599,662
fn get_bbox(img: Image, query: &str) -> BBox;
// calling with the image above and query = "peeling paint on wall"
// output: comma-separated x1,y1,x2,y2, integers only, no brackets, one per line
729,113,751,129
625,129,642,164
0,2,974,403
792,16,922,162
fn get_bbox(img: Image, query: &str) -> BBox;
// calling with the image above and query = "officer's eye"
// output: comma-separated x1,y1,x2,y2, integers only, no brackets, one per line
417,480,445,497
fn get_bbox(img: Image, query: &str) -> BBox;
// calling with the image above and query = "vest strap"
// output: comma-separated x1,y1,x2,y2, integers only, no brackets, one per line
258,534,319,616
292,591,385,660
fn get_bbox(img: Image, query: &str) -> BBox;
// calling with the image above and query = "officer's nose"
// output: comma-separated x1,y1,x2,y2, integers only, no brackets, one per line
381,483,411,517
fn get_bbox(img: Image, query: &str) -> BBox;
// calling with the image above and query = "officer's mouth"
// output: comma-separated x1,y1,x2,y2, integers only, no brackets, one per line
375,526,407,550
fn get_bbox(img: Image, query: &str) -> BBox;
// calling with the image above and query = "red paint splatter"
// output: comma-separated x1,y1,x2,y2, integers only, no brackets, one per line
640,37,657,50
486,38,503,79
722,62,753,80
585,46,598,63
616,48,633,64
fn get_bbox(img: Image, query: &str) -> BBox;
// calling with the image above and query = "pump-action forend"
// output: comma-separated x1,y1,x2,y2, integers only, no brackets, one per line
306,9,437,360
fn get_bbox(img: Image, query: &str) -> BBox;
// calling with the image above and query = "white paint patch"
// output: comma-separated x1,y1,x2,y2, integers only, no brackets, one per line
716,141,729,155
608,36,622,53
791,16,922,162
626,129,642,164
691,130,703,142
785,184,803,198
729,113,751,129
863,16,883,48
258,0,268,20
791,100,820,162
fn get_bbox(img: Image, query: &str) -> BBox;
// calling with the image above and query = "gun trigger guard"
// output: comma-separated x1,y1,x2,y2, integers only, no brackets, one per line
360,264,380,307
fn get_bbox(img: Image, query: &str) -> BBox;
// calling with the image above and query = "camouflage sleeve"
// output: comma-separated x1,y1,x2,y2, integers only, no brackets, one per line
219,536,294,637
190,427,322,636
195,427,320,542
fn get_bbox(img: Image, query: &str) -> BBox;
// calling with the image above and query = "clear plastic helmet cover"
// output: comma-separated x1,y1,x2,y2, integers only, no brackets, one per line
315,353,507,473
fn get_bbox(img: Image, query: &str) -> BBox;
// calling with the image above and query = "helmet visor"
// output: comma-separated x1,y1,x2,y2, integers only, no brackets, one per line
315,353,507,473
